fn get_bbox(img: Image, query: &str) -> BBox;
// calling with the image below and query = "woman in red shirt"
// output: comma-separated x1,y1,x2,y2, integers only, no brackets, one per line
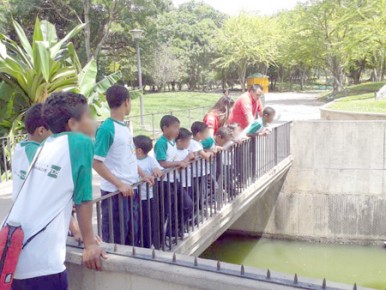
203,92,235,137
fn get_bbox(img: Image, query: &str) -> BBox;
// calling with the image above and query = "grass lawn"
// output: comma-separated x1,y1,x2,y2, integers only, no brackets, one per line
327,93,386,113
120,92,220,137
321,81,386,100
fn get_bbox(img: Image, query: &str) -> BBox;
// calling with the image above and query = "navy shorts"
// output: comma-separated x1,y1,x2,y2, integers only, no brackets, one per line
12,270,68,290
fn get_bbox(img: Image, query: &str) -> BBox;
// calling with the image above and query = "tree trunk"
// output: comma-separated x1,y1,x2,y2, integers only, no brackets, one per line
330,57,344,93
83,0,92,62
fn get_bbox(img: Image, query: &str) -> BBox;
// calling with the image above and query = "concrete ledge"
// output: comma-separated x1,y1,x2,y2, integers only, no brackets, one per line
320,103,386,120
174,156,293,256
66,243,366,290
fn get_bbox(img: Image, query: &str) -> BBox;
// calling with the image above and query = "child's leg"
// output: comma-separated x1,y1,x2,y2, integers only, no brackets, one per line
127,190,140,246
101,190,129,244
182,187,193,221
141,198,154,248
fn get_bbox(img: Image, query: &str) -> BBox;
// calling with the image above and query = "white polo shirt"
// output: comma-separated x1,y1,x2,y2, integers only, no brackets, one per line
5,132,94,279
94,118,139,192
154,135,179,182
137,156,163,200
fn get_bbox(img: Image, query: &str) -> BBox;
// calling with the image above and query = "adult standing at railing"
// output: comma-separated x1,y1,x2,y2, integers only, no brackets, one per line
227,84,264,130
203,89,235,137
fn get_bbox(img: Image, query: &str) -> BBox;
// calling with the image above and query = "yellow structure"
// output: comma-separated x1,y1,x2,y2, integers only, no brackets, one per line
247,73,269,94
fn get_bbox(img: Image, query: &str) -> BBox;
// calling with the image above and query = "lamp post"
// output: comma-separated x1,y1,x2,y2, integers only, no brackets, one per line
130,29,144,128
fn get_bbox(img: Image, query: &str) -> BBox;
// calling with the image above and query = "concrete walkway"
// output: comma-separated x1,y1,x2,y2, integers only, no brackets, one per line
265,92,325,121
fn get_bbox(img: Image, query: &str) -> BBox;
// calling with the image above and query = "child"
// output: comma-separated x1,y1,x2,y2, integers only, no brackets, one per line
154,116,192,237
189,122,214,209
8,92,105,290
175,128,194,196
245,106,276,137
133,135,163,248
12,103,50,198
12,104,82,242
93,85,153,246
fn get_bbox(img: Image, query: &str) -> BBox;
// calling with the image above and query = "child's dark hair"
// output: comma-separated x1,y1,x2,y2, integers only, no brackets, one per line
43,92,88,134
133,135,153,155
191,121,208,136
106,85,130,109
176,128,192,141
263,106,275,116
216,127,232,139
160,115,180,131
25,103,48,134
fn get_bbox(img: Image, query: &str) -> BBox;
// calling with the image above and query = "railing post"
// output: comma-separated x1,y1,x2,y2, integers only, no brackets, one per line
274,127,278,165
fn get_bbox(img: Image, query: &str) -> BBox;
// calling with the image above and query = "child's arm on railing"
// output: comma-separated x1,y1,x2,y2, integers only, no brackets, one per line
76,201,107,271
198,150,214,161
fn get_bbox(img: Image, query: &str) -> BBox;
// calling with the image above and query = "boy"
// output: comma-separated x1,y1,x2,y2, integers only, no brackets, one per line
133,135,163,248
12,104,82,242
12,103,50,198
93,85,153,246
8,92,105,290
244,106,276,137
176,128,194,195
189,122,214,209
154,116,192,237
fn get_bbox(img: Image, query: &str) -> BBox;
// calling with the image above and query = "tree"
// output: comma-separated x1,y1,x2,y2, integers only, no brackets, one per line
151,44,185,91
0,18,120,135
156,1,225,90
214,14,277,92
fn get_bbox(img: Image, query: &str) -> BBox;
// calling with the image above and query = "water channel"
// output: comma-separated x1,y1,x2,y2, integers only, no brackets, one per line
201,234,386,289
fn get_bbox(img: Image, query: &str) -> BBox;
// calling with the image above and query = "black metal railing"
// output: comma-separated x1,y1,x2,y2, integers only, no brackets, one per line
92,122,291,251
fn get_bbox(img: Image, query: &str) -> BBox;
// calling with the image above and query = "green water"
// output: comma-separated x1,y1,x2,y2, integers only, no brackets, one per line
201,235,386,290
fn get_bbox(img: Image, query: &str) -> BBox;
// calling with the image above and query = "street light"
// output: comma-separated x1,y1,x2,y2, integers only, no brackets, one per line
130,29,145,128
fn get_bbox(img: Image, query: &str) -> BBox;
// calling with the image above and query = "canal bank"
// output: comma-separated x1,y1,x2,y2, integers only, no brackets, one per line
201,233,386,289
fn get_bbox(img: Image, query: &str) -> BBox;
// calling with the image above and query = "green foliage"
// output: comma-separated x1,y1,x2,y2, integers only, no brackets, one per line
214,14,277,91
0,18,121,136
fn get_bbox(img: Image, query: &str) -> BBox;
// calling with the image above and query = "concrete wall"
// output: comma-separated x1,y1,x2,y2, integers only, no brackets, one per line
320,105,386,120
231,121,386,245
66,243,360,290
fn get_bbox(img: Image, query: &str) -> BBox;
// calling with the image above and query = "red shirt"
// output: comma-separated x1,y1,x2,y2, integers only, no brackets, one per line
203,113,220,135
227,92,262,129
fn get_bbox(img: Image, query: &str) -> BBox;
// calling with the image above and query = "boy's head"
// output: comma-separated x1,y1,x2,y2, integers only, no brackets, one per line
160,115,180,140
215,127,232,147
106,85,131,115
43,92,95,137
133,135,153,158
262,107,276,123
227,123,242,139
176,128,192,150
25,103,51,143
191,121,209,141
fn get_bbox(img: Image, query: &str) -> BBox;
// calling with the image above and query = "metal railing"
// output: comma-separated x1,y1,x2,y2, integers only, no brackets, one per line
92,122,291,251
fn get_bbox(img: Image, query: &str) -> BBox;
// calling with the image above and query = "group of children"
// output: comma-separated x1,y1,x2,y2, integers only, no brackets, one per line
5,84,276,289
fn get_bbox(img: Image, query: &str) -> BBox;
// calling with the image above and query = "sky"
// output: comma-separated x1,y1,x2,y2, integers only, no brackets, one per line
172,0,307,16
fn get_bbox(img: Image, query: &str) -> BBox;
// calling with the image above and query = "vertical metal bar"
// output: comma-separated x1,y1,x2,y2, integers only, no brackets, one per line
108,198,114,244
130,194,135,246
138,185,144,248
118,194,125,245
195,161,200,228
179,168,184,239
146,183,152,248
96,201,102,238
167,173,172,250
173,170,178,243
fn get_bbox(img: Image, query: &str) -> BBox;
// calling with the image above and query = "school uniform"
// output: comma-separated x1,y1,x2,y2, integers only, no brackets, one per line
154,136,193,236
137,156,163,248
8,132,93,288
94,118,140,245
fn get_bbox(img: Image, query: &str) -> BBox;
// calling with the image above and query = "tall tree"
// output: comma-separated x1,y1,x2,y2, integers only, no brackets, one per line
214,14,277,92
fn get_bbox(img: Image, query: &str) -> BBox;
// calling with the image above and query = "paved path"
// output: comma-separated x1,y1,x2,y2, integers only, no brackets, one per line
265,92,324,121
